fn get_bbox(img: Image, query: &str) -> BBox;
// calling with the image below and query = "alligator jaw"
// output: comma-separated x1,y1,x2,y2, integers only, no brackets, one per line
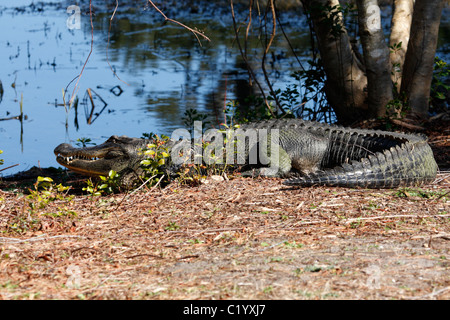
55,154,109,176
54,142,126,177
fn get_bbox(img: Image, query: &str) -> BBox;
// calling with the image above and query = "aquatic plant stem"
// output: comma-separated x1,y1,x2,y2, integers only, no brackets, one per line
69,0,94,106
230,0,276,118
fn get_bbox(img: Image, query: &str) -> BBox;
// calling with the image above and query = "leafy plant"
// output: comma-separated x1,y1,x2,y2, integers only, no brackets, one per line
430,56,450,113
140,134,171,186
224,98,274,125
269,86,299,115
385,92,408,120
27,177,72,211
75,138,95,148
283,241,304,248
82,178,102,197
98,170,121,194
165,221,180,231
291,57,333,122
0,150,4,166
5,177,75,234
306,3,356,40
390,42,404,90
394,188,448,200
181,108,209,136
82,170,121,196
229,57,332,124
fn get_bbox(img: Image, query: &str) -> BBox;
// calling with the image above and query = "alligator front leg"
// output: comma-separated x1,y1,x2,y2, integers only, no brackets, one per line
240,145,292,177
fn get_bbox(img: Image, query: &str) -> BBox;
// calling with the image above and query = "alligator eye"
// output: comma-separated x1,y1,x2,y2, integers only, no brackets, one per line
107,135,119,143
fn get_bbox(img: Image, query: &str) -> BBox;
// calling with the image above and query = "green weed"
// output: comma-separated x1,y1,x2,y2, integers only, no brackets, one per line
394,188,448,200
82,170,121,196
27,177,73,210
140,134,171,186
165,221,180,231
75,137,95,148
3,177,76,234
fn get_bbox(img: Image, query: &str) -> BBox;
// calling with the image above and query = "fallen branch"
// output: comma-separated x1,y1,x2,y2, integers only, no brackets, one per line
391,119,425,131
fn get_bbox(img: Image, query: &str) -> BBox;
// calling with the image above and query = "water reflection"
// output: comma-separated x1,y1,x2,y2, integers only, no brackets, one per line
0,1,448,175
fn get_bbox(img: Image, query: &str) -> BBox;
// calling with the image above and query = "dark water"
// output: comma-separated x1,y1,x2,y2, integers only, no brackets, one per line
0,0,448,175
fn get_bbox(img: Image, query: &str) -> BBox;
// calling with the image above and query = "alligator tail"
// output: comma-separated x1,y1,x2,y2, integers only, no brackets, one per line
283,140,438,188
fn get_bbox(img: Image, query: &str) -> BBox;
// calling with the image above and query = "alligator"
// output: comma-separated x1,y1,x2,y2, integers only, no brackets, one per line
54,119,438,188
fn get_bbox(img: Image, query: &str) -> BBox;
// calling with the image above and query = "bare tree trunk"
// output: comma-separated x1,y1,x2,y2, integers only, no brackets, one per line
356,0,393,118
302,0,368,124
389,0,414,90
400,0,444,119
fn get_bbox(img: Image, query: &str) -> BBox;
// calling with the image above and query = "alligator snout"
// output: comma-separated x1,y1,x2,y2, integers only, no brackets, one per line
54,143,74,155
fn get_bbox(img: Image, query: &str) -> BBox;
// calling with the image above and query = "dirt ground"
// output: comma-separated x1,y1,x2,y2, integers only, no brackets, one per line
0,119,449,300
0,175,449,300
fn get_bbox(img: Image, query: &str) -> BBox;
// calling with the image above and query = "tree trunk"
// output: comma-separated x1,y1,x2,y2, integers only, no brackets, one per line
301,0,444,123
356,0,393,118
302,0,368,124
389,0,414,89
400,0,445,119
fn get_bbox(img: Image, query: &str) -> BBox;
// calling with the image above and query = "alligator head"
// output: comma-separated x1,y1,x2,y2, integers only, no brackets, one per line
54,135,149,181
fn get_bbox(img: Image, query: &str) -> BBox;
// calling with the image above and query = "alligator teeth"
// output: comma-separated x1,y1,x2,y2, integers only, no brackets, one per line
58,154,101,162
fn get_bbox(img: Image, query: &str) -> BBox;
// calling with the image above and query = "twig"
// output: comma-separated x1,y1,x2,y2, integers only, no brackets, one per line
69,0,94,106
391,119,425,131
147,0,210,45
411,233,450,241
194,227,244,235
0,234,83,243
411,286,450,300
343,213,450,225
432,174,450,185
86,88,96,124
146,174,165,193
434,191,449,200
275,5,305,71
84,88,108,124
111,174,161,216
178,254,200,260
0,115,22,121
71,246,100,255
126,253,164,259
428,139,449,145
106,0,129,85
130,174,158,195
230,0,276,118
260,0,285,114
0,163,19,172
